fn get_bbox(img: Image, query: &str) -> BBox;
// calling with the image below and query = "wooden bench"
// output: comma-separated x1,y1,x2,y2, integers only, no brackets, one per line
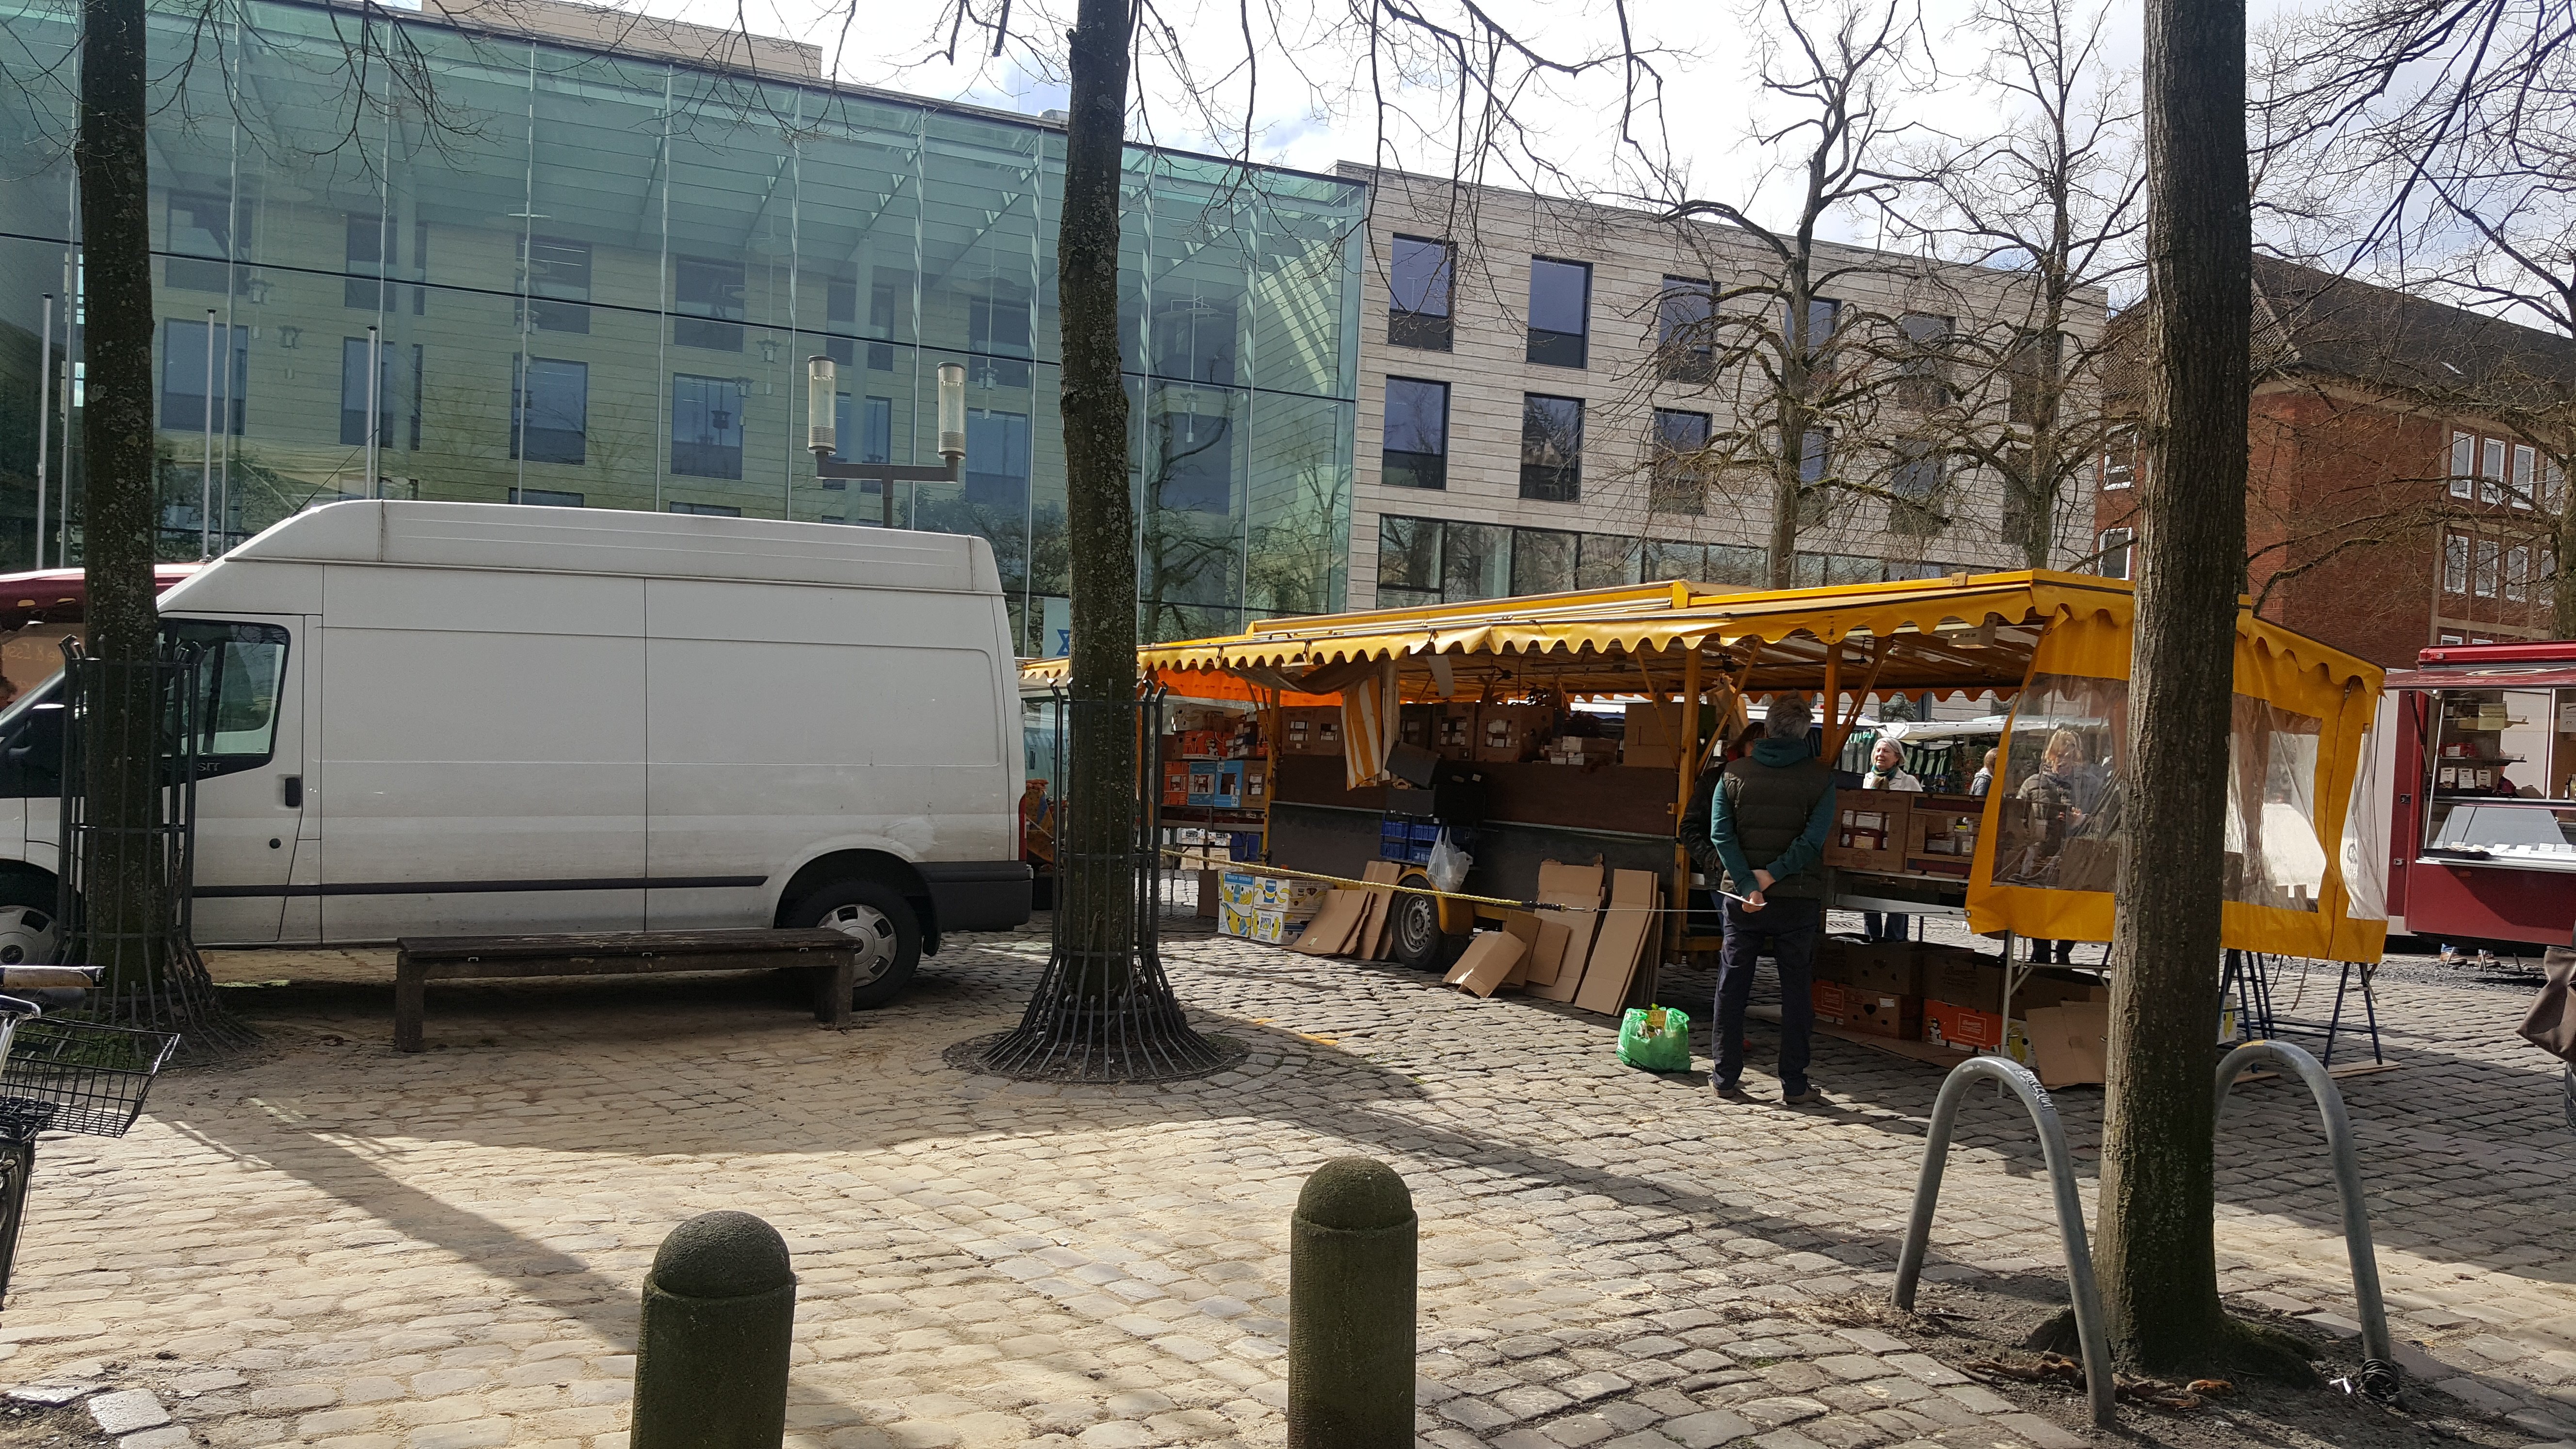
392,929,859,1052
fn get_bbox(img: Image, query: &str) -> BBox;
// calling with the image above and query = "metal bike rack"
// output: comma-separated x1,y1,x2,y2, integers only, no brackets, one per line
1894,1055,2114,1428
2215,1039,2397,1390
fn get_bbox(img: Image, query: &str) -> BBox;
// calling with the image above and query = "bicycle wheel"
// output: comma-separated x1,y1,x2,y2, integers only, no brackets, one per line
0,1131,35,1306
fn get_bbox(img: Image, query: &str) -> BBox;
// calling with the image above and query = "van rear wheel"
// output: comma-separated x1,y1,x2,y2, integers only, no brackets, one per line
787,879,921,1009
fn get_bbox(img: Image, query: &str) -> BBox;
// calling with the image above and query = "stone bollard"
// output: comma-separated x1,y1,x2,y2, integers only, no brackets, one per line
632,1211,798,1449
1287,1157,1417,1449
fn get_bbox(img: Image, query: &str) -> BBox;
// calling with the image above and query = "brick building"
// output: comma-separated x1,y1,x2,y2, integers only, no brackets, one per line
2095,258,2574,667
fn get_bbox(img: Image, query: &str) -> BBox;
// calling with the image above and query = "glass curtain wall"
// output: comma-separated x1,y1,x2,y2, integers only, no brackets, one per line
0,0,1362,647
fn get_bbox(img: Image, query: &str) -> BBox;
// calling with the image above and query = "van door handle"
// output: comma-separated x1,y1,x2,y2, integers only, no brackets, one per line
282,775,303,809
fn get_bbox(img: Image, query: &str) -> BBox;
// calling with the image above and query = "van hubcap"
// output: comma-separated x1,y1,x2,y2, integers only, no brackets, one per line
817,903,900,984
0,907,57,967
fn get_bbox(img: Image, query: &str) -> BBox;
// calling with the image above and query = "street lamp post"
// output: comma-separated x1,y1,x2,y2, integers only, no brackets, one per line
806,357,967,529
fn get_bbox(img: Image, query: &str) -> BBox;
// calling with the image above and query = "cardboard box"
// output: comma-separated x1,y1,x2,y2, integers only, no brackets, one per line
1185,763,1220,806
1161,759,1190,807
1923,998,2004,1052
2028,1000,2110,1087
1218,901,1304,943
1842,990,1921,1040
1195,867,1223,918
1213,761,1243,809
1824,795,1912,872
1819,938,1925,998
1623,744,1679,771
1546,737,1618,766
1907,796,1983,875
1220,870,1264,908
1241,764,1269,805
1443,931,1526,998
1476,704,1558,762
1812,979,1853,1025
1436,704,1480,757
1281,706,1343,757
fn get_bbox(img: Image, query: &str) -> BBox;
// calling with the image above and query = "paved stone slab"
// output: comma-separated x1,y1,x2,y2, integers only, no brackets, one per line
0,923,2556,1449
87,1390,169,1434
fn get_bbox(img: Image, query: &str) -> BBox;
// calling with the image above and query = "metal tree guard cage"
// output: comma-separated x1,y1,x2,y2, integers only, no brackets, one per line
54,640,240,1044
962,689,1242,1083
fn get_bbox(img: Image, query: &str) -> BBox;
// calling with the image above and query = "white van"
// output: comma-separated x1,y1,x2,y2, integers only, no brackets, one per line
0,501,1030,1006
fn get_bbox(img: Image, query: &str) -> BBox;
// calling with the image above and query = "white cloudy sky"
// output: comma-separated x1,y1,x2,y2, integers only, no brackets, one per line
641,0,2324,252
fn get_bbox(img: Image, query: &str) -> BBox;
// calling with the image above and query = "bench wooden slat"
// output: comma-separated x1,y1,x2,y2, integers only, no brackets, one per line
391,928,860,1051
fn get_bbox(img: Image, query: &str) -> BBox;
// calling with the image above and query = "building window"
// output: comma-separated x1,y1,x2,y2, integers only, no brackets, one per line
1521,394,1584,501
1526,258,1590,368
669,500,742,516
1648,408,1711,514
966,407,1032,510
338,338,390,447
1896,312,1952,410
512,356,588,465
1657,277,1714,381
2445,531,2469,594
970,279,1036,389
1787,297,1839,361
166,193,242,293
409,343,424,450
345,214,392,311
2512,444,2537,509
673,257,745,351
162,319,247,434
1382,378,1449,491
2450,430,2476,498
1794,552,1885,587
830,393,892,465
1388,236,1453,351
1890,437,1943,536
509,487,583,507
670,374,745,479
1149,392,1234,515
2100,430,2139,490
2098,527,2133,580
1376,515,1443,607
1799,427,1831,485
2482,437,2507,503
869,270,907,371
1645,539,1766,587
524,236,593,334
1442,521,1510,600
2508,544,2530,601
1152,290,1237,387
2475,537,2500,597
2545,458,2568,513
1579,534,1642,588
2007,329,2063,426
1511,528,1579,596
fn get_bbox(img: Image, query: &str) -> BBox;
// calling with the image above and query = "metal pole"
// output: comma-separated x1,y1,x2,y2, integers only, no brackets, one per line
58,250,76,568
200,309,217,560
33,295,50,572
364,324,382,499
2214,1040,2395,1386
1893,1054,2113,1428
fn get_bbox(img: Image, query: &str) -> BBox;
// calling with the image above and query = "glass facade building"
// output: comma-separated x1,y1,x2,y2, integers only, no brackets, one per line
0,0,1362,647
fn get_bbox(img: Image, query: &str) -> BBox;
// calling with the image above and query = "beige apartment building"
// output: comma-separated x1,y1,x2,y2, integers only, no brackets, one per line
1336,167,2109,611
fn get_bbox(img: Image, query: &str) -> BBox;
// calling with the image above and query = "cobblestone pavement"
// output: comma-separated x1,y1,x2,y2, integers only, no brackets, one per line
1,912,2572,1449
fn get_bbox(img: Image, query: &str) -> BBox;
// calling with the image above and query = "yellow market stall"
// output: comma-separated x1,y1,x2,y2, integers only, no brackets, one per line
1068,570,2389,1063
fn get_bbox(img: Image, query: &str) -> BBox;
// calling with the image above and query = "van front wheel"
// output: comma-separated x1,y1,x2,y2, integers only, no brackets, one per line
787,879,921,1008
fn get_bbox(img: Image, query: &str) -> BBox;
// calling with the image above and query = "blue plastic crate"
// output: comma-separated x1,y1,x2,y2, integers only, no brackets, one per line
1409,821,1444,844
1227,833,1262,862
1379,840,1410,862
1405,841,1435,865
1380,820,1411,842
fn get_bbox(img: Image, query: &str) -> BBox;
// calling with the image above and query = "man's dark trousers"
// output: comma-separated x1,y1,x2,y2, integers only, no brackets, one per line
1712,896,1821,1093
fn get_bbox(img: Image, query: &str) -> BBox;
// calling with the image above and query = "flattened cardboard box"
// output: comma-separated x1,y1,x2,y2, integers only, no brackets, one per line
1443,932,1525,998
1528,860,1605,1003
1572,869,1658,1016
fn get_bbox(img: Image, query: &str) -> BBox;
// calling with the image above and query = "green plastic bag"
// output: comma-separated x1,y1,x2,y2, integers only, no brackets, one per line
1617,1005,1693,1072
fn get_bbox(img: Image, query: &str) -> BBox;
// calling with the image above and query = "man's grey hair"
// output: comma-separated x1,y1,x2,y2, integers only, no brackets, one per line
1764,694,1812,741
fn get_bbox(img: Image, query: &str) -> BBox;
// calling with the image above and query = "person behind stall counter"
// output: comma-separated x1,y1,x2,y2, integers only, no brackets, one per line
1861,736,1920,942
1970,747,1997,797
1706,693,1836,1107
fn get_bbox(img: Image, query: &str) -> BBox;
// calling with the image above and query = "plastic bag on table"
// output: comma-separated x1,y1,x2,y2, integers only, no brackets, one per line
1425,830,1472,893
1617,1004,1694,1073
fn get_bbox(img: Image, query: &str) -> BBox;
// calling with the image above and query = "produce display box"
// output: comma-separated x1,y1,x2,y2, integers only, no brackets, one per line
1823,796,1911,872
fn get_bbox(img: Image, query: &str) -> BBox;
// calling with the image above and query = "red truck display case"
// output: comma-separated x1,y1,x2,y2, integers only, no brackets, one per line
2386,641,2576,948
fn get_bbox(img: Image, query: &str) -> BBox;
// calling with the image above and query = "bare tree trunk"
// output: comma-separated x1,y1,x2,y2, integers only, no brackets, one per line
2093,0,2305,1378
2556,503,2576,641
76,0,171,989
1056,0,1138,977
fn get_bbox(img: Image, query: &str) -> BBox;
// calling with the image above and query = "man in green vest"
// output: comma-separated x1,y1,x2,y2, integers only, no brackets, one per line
1707,692,1837,1104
